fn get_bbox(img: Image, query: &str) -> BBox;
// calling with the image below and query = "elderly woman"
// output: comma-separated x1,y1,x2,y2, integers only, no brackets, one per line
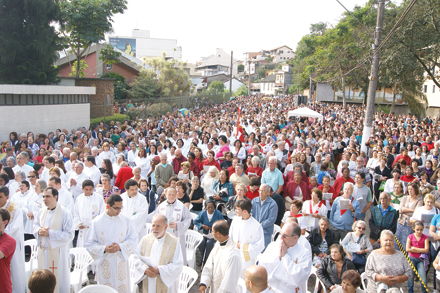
395,182,423,250
211,169,234,210
9,170,25,194
390,181,405,206
384,168,406,194
6,156,16,168
341,220,373,274
302,188,328,231
245,156,263,178
188,177,204,215
411,193,438,236
201,166,219,198
176,180,191,209
225,183,248,219
131,166,146,183
193,201,224,266
96,174,119,203
284,170,312,208
138,178,155,213
418,171,435,196
365,230,412,293
331,270,364,293
307,217,336,267
317,244,357,292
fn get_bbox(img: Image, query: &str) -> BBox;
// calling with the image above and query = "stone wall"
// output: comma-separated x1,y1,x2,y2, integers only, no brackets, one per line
75,78,114,119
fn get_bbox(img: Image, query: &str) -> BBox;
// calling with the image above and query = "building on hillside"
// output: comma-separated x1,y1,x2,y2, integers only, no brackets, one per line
195,73,245,93
195,49,238,77
259,64,293,95
55,43,146,84
268,45,295,63
108,29,182,60
260,74,276,95
422,68,440,107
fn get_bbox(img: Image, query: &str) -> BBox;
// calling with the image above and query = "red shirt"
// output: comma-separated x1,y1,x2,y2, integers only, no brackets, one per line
200,159,221,172
318,185,337,200
172,155,187,174
245,166,263,177
332,176,355,199
190,161,200,178
421,141,434,152
0,233,16,293
392,154,411,167
246,186,259,200
115,165,133,190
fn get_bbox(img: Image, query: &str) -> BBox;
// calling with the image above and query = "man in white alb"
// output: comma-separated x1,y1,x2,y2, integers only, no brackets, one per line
48,176,74,216
120,179,149,240
67,162,87,202
133,214,183,293
85,193,138,293
245,265,280,293
200,220,241,293
13,153,34,177
83,155,101,187
258,222,312,293
229,199,264,279
150,187,191,265
73,180,105,247
33,187,74,293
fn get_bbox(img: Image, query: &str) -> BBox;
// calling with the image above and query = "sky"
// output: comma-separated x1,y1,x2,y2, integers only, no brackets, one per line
111,0,375,64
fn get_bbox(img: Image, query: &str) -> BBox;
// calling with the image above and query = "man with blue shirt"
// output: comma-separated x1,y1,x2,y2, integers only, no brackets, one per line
369,192,398,246
329,182,361,242
261,156,283,195
251,184,278,248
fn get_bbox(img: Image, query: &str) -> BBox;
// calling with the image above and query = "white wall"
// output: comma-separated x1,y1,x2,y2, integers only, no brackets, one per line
223,80,245,92
136,38,182,59
0,104,90,141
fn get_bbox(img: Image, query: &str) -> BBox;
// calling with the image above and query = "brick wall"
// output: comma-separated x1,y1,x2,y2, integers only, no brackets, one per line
103,63,139,84
75,78,114,119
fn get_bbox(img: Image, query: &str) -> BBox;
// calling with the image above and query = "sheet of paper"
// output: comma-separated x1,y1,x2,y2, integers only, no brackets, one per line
203,165,211,172
305,215,315,227
345,243,361,253
339,199,349,210
306,156,312,164
421,213,435,223
323,193,333,200
373,174,382,180
248,172,257,177
392,204,400,211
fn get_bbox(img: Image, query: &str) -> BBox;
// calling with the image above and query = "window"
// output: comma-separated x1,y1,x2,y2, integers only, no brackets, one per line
0,94,5,105
424,85,427,93
434,85,436,93
106,63,113,71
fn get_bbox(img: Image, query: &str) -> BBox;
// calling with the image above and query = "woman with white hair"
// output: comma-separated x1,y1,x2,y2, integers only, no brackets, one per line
341,220,373,274
201,166,219,198
245,156,263,178
365,230,412,292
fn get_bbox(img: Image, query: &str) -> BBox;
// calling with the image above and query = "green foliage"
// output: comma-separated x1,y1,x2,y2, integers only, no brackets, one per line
0,0,62,84
235,85,248,96
101,72,129,99
288,84,297,94
141,53,192,96
265,55,274,63
69,60,88,78
99,45,121,65
377,104,391,113
208,81,225,94
127,103,172,120
60,0,127,78
90,113,127,125
127,71,161,101
237,64,244,72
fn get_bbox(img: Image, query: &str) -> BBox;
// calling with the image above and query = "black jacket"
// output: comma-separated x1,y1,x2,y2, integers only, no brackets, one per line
306,227,336,256
317,256,357,289
373,166,391,182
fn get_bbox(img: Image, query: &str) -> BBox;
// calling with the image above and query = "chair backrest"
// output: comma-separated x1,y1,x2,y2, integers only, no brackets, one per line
190,212,198,221
272,224,281,242
178,266,197,293
185,230,203,250
361,272,368,291
77,284,118,293
24,239,38,261
70,247,93,271
310,266,326,293
237,278,247,293
145,223,152,235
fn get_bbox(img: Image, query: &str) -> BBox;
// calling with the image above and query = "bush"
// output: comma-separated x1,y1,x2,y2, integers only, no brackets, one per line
90,113,128,125
148,103,172,117
126,107,148,120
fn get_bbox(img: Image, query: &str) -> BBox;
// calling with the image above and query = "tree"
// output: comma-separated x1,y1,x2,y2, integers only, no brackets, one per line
127,71,161,101
142,53,192,96
265,55,274,63
60,0,127,78
235,85,248,96
237,64,244,72
69,60,88,78
208,81,225,94
101,72,129,100
0,0,62,84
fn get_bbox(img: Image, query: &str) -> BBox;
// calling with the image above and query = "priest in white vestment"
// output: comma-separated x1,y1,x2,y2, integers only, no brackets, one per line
84,156,102,188
230,199,265,279
200,220,242,293
33,187,74,293
245,265,280,293
258,222,312,293
73,180,105,247
133,214,183,293
48,176,74,215
67,162,87,202
0,186,26,293
11,180,34,228
149,187,191,265
120,179,149,240
85,193,138,293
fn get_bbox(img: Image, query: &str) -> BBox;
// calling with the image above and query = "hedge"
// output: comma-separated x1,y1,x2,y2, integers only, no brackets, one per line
90,113,128,126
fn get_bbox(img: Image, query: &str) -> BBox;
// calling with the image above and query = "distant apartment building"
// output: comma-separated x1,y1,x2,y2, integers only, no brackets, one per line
195,48,238,77
267,45,295,63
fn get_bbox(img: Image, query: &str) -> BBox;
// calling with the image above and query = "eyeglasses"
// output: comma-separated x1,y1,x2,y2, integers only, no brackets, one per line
28,176,36,178
111,206,123,211
280,233,294,239
356,226,365,230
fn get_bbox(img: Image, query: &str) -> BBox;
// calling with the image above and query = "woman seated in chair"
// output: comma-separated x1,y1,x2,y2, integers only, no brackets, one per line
317,244,357,292
193,201,223,267
331,270,364,293
307,217,336,267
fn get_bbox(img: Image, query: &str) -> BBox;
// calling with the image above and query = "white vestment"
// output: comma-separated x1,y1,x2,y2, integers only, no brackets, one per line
150,200,191,265
24,192,44,233
73,192,105,247
33,205,74,293
57,187,74,216
120,191,149,240
1,200,26,293
133,233,184,293
8,181,19,197
99,151,116,164
200,238,242,293
67,172,87,202
11,189,33,229
83,165,101,188
229,216,265,278
85,212,138,293
13,163,34,177
41,166,66,182
258,239,312,293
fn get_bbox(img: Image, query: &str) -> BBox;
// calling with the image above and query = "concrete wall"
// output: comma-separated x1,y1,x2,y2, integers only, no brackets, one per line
0,104,89,141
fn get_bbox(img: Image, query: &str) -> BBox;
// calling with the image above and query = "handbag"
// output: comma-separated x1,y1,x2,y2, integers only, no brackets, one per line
351,234,367,266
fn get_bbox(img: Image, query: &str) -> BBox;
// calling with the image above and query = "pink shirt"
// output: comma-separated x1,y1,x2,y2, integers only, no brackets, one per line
215,145,230,163
408,233,428,258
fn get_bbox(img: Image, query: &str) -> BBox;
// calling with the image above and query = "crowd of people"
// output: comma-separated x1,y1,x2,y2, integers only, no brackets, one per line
1,94,440,293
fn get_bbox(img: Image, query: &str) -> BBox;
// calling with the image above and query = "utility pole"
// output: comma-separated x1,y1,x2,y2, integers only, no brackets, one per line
230,51,233,94
248,56,251,96
361,0,385,154
309,75,313,101
297,68,299,95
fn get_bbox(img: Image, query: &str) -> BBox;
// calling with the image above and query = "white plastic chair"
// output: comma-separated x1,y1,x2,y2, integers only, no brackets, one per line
128,256,140,293
24,239,38,287
237,278,247,293
178,266,198,293
271,224,281,242
78,284,118,293
70,247,94,293
185,230,203,269
361,272,368,291
307,266,326,293
145,223,152,235
190,212,199,232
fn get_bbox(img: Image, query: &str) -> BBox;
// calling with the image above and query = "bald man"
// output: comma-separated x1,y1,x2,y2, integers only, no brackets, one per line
245,265,279,293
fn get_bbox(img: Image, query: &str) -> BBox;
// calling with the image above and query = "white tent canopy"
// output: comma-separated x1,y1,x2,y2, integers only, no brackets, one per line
288,107,323,123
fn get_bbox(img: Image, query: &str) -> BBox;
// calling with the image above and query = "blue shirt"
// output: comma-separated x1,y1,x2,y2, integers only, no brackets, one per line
431,214,440,233
251,196,278,247
379,205,391,217
261,168,284,193
330,196,362,230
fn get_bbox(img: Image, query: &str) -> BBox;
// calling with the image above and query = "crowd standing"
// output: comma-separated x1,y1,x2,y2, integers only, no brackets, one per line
2,94,440,293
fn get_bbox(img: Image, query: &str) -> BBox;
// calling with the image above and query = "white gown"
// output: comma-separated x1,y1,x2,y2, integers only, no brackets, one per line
258,239,312,293
83,165,101,188
229,216,265,278
85,212,138,293
73,192,106,247
58,187,74,216
33,205,74,293
24,192,44,233
133,234,184,293
120,192,149,240
67,172,87,202
99,151,116,164
11,190,33,229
